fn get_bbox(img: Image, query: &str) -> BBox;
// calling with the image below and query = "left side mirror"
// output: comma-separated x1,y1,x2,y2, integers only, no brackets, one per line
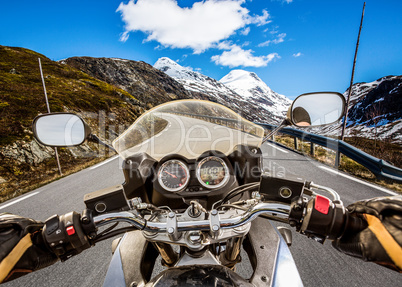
289,92,345,127
32,113,91,147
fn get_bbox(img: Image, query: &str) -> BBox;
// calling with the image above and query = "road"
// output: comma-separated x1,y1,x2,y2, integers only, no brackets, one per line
1,143,400,287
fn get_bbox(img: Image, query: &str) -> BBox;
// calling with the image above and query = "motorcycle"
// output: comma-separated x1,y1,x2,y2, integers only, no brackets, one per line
30,92,364,286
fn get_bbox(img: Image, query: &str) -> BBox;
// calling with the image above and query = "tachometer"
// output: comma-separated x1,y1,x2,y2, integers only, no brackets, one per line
158,160,190,192
196,157,229,189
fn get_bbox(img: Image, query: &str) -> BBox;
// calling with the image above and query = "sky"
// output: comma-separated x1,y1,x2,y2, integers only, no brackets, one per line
1,0,401,100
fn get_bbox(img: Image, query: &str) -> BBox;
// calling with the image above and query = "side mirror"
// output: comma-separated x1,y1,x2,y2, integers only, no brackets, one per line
289,92,345,127
32,113,91,147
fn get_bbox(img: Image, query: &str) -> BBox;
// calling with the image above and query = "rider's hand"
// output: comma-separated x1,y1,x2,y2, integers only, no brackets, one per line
332,196,402,272
0,213,58,283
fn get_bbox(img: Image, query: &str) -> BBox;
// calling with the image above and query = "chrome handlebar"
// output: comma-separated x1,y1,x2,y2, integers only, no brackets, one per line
93,202,290,233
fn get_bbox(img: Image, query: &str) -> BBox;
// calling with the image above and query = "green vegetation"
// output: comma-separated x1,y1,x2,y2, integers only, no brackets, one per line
0,46,143,202
0,46,137,145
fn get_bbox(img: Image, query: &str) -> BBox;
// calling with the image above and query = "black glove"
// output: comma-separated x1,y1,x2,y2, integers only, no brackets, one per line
0,213,58,283
332,196,402,272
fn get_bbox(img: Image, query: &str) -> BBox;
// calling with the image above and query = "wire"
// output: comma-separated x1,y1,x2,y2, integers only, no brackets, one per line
92,226,137,243
217,183,259,207
216,204,248,212
96,222,119,237
148,211,160,222
213,182,258,208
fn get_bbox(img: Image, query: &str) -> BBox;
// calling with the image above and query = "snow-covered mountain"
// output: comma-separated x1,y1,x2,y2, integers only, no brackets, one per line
220,70,291,120
154,57,291,123
315,76,402,143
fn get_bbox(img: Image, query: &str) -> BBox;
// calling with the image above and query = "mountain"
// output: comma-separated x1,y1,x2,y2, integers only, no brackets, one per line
316,76,402,143
154,57,291,123
220,69,291,120
62,57,192,108
344,76,402,142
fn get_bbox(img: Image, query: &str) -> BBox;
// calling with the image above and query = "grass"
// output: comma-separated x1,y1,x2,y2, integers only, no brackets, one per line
0,46,139,145
0,46,143,202
275,135,402,194
0,155,109,204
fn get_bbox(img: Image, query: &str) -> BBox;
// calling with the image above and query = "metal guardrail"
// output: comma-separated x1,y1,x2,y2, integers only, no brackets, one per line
259,123,402,184
166,112,402,183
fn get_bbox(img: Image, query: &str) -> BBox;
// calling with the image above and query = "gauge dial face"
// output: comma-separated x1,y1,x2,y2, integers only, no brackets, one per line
158,160,190,192
196,157,229,189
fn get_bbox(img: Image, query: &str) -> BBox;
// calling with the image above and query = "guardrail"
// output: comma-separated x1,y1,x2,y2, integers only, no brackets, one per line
259,123,402,184
167,111,402,183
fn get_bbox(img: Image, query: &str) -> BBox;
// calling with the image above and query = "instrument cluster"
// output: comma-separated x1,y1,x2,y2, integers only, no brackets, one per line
156,156,232,194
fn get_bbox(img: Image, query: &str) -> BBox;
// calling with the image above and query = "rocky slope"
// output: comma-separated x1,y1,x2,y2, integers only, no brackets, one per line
62,57,192,108
317,76,402,143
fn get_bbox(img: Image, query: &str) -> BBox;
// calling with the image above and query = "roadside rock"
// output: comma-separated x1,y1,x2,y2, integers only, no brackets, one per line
0,140,54,166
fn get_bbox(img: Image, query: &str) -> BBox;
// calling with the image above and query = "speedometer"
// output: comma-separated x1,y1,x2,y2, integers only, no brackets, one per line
158,160,190,192
196,157,229,189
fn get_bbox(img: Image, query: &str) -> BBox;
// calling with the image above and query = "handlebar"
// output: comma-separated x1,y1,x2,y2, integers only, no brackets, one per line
94,202,291,233
42,193,367,261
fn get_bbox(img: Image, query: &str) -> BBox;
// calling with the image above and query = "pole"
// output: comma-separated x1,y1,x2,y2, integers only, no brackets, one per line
337,2,365,167
38,58,62,176
341,2,366,141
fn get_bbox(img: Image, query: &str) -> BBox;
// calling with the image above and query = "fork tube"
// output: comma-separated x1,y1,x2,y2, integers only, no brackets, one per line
153,242,178,267
225,236,244,262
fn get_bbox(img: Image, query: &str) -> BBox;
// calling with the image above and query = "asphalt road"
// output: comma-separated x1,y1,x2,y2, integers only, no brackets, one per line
1,143,400,287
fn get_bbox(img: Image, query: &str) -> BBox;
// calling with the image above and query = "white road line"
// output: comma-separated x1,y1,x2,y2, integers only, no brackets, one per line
89,155,119,170
0,192,40,210
318,165,398,196
266,143,289,153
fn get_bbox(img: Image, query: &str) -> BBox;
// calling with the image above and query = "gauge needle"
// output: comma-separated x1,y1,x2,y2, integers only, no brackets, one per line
164,171,177,178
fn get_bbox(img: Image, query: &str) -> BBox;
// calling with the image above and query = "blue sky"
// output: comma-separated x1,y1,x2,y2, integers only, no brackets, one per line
1,0,401,99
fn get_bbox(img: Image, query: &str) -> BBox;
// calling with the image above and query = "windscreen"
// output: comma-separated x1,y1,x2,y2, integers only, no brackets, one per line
113,100,264,160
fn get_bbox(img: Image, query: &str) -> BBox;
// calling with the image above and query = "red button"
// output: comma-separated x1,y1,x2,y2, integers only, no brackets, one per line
66,226,75,236
314,195,330,214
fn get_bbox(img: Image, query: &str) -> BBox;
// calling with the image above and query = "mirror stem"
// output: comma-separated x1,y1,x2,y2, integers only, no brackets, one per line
262,119,291,144
88,134,117,154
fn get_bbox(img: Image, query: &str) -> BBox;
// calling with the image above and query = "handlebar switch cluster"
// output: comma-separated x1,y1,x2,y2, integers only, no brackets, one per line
289,195,348,244
43,211,92,261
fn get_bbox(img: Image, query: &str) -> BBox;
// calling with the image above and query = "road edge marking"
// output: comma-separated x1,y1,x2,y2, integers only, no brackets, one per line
0,192,40,210
89,155,119,170
266,143,289,154
318,165,398,196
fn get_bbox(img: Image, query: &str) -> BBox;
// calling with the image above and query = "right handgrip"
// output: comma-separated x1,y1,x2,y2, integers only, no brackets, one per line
289,195,367,243
341,211,368,237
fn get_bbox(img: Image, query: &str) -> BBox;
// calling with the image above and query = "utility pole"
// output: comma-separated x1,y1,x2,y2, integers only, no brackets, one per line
38,58,62,176
336,2,365,168
341,2,366,140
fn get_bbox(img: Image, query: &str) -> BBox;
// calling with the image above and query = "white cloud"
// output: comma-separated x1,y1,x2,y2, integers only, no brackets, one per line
258,33,286,47
293,52,302,57
272,0,293,3
250,9,271,26
117,0,270,54
211,44,280,68
240,27,250,36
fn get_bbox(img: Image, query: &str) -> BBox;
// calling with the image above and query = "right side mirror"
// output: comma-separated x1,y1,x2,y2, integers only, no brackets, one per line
289,92,345,127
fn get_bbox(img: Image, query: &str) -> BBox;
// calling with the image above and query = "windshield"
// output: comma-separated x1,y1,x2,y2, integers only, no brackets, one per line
113,100,264,160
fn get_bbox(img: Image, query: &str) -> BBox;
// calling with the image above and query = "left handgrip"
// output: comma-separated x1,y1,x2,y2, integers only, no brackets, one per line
42,211,92,261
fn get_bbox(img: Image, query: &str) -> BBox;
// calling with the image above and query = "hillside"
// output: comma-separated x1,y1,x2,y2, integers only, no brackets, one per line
0,46,144,201
62,57,192,108
315,75,402,144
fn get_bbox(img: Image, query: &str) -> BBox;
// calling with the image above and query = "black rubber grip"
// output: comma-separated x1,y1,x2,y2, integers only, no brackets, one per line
343,212,367,236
